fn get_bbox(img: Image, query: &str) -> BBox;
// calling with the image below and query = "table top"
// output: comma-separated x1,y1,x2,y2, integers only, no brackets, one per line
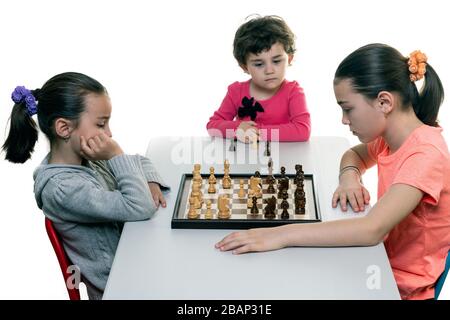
103,136,400,299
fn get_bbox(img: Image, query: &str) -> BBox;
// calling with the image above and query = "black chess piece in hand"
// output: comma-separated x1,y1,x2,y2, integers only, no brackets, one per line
237,97,264,121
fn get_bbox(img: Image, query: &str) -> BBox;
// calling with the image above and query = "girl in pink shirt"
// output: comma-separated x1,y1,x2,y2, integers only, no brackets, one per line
206,15,311,142
216,44,450,300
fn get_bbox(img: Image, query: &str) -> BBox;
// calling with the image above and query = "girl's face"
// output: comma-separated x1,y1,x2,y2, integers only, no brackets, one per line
333,79,386,143
242,42,293,94
70,93,113,152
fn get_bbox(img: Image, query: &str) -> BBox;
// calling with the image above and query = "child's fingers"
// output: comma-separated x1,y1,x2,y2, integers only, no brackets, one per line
159,194,167,208
339,194,348,211
354,191,366,211
87,137,98,151
152,194,160,208
363,188,371,204
332,192,339,208
80,136,93,158
347,193,360,212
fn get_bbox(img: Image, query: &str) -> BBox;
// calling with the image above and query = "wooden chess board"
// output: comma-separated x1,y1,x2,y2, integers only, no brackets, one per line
172,173,321,229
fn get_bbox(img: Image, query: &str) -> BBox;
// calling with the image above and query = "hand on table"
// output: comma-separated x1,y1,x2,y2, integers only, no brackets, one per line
148,182,166,208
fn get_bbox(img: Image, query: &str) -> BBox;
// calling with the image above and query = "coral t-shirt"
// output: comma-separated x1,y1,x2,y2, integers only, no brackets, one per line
367,125,450,299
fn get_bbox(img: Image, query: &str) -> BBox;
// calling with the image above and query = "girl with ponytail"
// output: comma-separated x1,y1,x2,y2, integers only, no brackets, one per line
2,72,168,299
216,44,450,300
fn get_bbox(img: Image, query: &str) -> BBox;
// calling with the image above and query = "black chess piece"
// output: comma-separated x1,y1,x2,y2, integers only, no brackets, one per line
250,196,259,215
281,208,289,219
280,192,289,219
264,141,271,156
295,185,305,200
267,176,276,194
280,166,286,179
264,196,276,219
295,197,306,215
277,177,289,198
254,171,261,178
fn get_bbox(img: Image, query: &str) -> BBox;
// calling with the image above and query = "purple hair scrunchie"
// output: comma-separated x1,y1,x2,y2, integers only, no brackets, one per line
11,86,37,116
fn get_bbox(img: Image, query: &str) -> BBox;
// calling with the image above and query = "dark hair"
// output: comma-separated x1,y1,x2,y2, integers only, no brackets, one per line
334,43,444,126
233,15,296,66
2,72,107,163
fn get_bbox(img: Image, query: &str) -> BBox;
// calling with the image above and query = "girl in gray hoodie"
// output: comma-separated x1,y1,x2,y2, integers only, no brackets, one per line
3,72,168,299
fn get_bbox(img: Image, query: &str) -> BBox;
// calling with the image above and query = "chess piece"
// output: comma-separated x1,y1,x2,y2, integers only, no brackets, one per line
218,194,231,219
250,196,259,215
294,164,304,186
264,196,276,219
294,184,306,215
295,198,306,215
249,176,262,198
222,174,231,189
247,189,255,208
187,197,199,219
222,160,232,189
238,179,246,198
264,140,271,156
205,200,213,219
208,181,216,194
280,166,286,179
268,158,273,176
191,183,203,209
224,159,230,172
193,164,202,186
208,167,217,184
280,191,290,219
267,175,276,194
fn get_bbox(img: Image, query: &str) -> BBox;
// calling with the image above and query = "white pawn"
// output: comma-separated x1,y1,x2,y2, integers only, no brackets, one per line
238,179,246,198
208,180,216,194
187,197,199,219
208,167,217,184
205,200,213,219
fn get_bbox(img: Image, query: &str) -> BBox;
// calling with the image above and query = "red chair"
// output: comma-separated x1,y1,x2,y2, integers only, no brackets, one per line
45,217,81,300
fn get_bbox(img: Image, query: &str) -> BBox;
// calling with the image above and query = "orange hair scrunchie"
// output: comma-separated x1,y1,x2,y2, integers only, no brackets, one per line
408,50,427,82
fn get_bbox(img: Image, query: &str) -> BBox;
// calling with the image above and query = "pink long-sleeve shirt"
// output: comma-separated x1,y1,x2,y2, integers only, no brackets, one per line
206,80,311,142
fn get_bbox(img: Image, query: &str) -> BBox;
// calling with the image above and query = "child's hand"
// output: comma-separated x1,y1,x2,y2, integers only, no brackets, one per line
332,170,370,212
236,121,259,143
80,133,124,161
148,182,166,208
215,227,287,254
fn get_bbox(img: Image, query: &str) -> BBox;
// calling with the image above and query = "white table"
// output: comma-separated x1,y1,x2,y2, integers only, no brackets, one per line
103,136,400,299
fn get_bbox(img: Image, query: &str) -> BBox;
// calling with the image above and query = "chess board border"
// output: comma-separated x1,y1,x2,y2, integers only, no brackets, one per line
171,173,322,229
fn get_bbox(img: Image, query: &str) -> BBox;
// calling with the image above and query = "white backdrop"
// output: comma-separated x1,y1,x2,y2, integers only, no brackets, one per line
0,0,449,299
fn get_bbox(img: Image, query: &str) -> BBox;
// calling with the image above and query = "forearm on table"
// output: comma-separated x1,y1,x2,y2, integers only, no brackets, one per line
281,216,381,247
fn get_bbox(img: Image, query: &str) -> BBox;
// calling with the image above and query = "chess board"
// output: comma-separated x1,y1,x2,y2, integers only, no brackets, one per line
172,173,321,229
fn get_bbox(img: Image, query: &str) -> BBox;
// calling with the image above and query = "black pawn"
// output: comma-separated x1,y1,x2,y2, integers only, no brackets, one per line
280,166,286,179
250,196,259,215
267,177,276,194
280,192,290,219
281,208,289,220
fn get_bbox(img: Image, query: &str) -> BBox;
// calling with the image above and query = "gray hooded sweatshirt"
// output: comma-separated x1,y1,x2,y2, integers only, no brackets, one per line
33,153,168,299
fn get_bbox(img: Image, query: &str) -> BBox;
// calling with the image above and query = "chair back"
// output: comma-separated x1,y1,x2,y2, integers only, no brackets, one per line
45,218,81,300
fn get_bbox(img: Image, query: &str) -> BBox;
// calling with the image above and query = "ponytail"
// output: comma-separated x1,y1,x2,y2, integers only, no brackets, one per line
2,72,107,164
413,64,444,126
2,88,39,163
